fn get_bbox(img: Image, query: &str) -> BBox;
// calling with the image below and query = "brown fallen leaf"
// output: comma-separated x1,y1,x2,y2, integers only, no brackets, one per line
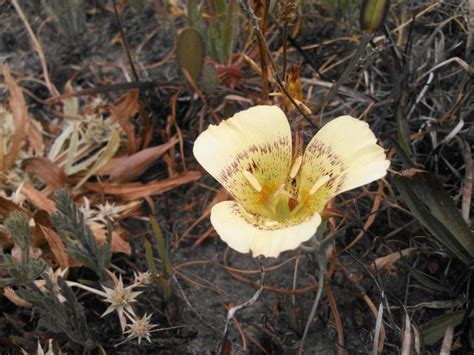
26,117,45,155
84,171,201,200
0,196,30,219
99,137,179,183
370,247,416,273
38,225,70,269
22,157,67,189
21,183,56,213
3,287,32,307
90,223,131,255
2,65,30,171
109,89,140,153
34,210,69,269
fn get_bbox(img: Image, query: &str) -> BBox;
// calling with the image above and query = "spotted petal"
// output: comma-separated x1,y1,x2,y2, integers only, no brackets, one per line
211,201,321,258
298,116,389,212
193,106,292,215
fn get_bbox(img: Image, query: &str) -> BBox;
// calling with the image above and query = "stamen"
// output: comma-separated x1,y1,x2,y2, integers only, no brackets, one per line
243,171,262,192
309,175,330,195
289,156,303,178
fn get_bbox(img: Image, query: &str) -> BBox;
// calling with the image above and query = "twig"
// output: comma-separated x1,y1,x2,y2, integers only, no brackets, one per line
219,257,265,355
254,1,270,100
112,1,140,82
239,0,316,128
11,0,59,97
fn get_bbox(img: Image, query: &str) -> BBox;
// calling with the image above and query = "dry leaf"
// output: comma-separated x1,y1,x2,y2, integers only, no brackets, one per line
100,137,179,182
109,89,140,153
2,65,30,170
371,248,416,273
34,210,69,269
0,196,30,219
90,223,131,255
21,183,56,213
23,157,67,189
85,171,201,200
26,118,45,155
3,288,32,307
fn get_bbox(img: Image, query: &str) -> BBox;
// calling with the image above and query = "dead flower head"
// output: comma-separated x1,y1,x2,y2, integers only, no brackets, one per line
101,275,142,331
193,105,389,258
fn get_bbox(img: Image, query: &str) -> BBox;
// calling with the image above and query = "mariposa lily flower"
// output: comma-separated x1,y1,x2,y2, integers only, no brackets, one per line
193,106,389,258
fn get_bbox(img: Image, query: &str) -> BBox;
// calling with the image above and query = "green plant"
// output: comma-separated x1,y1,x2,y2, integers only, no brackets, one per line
0,211,47,287
50,189,112,280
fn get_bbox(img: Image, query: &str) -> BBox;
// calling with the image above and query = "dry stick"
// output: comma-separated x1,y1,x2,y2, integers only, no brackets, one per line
317,34,372,117
11,0,59,97
219,257,265,355
239,0,316,128
281,23,288,81
255,1,270,100
113,1,140,82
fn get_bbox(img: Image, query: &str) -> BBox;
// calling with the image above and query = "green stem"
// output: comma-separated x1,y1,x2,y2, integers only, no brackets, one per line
298,247,328,354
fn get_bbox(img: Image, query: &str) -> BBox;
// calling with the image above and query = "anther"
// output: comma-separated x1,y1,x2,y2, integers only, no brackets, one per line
243,171,262,192
309,175,330,195
289,156,303,178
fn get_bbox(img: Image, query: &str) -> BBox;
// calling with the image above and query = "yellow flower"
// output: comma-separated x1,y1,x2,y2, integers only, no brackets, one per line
193,105,389,258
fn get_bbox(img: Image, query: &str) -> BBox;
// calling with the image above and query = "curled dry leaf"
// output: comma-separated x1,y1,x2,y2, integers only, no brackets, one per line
370,247,416,273
99,137,179,183
85,171,201,200
3,287,32,307
23,157,67,189
2,65,30,171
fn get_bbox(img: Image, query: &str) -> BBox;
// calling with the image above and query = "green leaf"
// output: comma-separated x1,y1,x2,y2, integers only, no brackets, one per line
394,173,474,266
176,27,205,83
150,216,172,279
421,310,464,345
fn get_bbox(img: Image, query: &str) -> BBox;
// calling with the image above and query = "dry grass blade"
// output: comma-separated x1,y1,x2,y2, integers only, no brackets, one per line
401,313,412,355
2,65,29,171
75,129,121,188
439,325,454,355
10,0,59,97
84,171,201,200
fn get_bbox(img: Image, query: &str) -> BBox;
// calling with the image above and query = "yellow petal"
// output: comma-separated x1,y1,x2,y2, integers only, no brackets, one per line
193,106,292,215
210,201,321,258
299,116,389,210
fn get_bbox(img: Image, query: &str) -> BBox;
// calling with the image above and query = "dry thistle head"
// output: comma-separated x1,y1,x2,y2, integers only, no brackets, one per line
101,275,142,331
133,271,152,287
122,313,158,345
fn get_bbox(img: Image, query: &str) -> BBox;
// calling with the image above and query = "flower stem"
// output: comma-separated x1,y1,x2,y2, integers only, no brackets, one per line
298,246,328,354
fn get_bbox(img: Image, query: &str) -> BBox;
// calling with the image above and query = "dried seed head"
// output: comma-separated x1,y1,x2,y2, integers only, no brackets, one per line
277,0,297,26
